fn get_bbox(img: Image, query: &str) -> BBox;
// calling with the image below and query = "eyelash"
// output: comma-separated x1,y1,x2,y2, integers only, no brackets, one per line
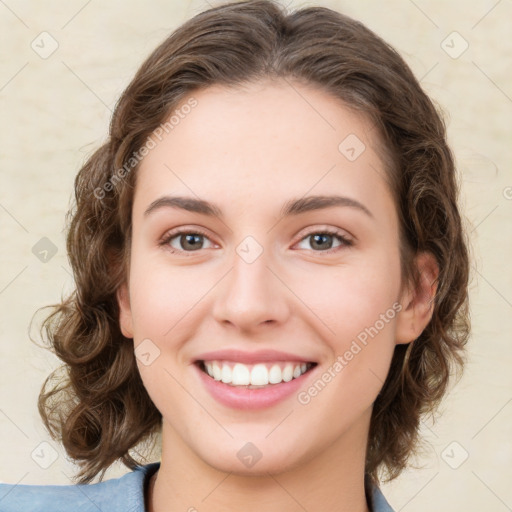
159,227,353,256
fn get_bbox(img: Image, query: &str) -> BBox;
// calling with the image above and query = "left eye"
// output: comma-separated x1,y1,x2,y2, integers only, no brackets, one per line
295,231,352,252
164,231,214,252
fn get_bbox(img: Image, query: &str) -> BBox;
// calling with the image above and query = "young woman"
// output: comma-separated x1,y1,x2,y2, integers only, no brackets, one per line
0,1,470,511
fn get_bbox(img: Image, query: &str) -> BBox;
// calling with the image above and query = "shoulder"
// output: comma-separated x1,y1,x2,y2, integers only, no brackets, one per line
369,482,395,512
0,462,160,512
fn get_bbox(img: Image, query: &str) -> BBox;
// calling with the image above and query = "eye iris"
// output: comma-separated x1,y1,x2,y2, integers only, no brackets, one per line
311,233,333,250
181,233,203,251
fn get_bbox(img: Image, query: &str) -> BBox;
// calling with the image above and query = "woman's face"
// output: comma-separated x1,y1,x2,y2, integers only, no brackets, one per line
118,79,419,475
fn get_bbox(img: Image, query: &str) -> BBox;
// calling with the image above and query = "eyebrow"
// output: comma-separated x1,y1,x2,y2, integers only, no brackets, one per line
143,194,373,219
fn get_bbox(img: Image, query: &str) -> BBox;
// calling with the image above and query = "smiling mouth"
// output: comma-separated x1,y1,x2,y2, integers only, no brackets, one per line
195,360,317,388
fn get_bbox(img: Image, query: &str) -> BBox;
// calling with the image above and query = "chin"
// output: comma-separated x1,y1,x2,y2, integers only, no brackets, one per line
205,451,301,477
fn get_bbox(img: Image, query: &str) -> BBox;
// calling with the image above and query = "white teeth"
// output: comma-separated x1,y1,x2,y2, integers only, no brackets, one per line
232,363,250,385
212,362,222,381
250,364,268,385
268,364,282,384
221,364,232,384
202,360,312,386
282,364,293,382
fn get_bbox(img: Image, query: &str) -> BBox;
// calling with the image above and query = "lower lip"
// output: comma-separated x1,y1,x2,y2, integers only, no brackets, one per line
194,363,316,410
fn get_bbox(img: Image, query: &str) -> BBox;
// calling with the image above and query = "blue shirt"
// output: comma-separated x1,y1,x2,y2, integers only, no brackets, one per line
0,462,394,511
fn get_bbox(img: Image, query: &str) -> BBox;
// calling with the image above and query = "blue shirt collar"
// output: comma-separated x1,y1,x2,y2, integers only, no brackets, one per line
0,461,394,511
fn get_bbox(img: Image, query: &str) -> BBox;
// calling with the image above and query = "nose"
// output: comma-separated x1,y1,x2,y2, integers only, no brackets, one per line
211,248,291,333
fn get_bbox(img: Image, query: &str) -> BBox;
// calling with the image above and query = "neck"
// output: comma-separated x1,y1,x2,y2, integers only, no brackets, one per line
148,414,372,512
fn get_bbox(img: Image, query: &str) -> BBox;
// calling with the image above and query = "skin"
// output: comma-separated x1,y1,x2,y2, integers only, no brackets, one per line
117,79,438,512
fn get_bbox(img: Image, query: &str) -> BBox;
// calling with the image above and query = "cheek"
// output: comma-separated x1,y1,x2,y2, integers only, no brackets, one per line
128,255,210,336
293,255,401,342
296,269,400,419
292,253,402,405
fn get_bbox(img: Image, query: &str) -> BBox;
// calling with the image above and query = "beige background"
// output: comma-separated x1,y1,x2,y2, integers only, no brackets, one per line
1,0,511,510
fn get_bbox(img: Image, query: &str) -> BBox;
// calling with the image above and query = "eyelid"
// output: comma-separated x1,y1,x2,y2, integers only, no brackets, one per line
294,225,354,243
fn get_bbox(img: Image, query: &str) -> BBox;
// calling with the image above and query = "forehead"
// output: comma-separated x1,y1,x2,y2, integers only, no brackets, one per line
133,79,395,222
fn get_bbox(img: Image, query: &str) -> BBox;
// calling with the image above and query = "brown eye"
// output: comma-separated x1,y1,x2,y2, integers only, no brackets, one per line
309,233,335,250
295,230,353,253
174,233,205,251
161,230,214,254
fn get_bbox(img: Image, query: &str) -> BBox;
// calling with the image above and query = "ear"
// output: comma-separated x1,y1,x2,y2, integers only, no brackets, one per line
117,283,134,338
395,252,439,345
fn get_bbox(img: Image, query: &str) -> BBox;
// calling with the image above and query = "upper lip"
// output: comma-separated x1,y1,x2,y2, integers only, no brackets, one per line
194,349,316,364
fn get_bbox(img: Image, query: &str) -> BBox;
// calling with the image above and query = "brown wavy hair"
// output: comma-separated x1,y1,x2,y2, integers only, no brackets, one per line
37,0,470,485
